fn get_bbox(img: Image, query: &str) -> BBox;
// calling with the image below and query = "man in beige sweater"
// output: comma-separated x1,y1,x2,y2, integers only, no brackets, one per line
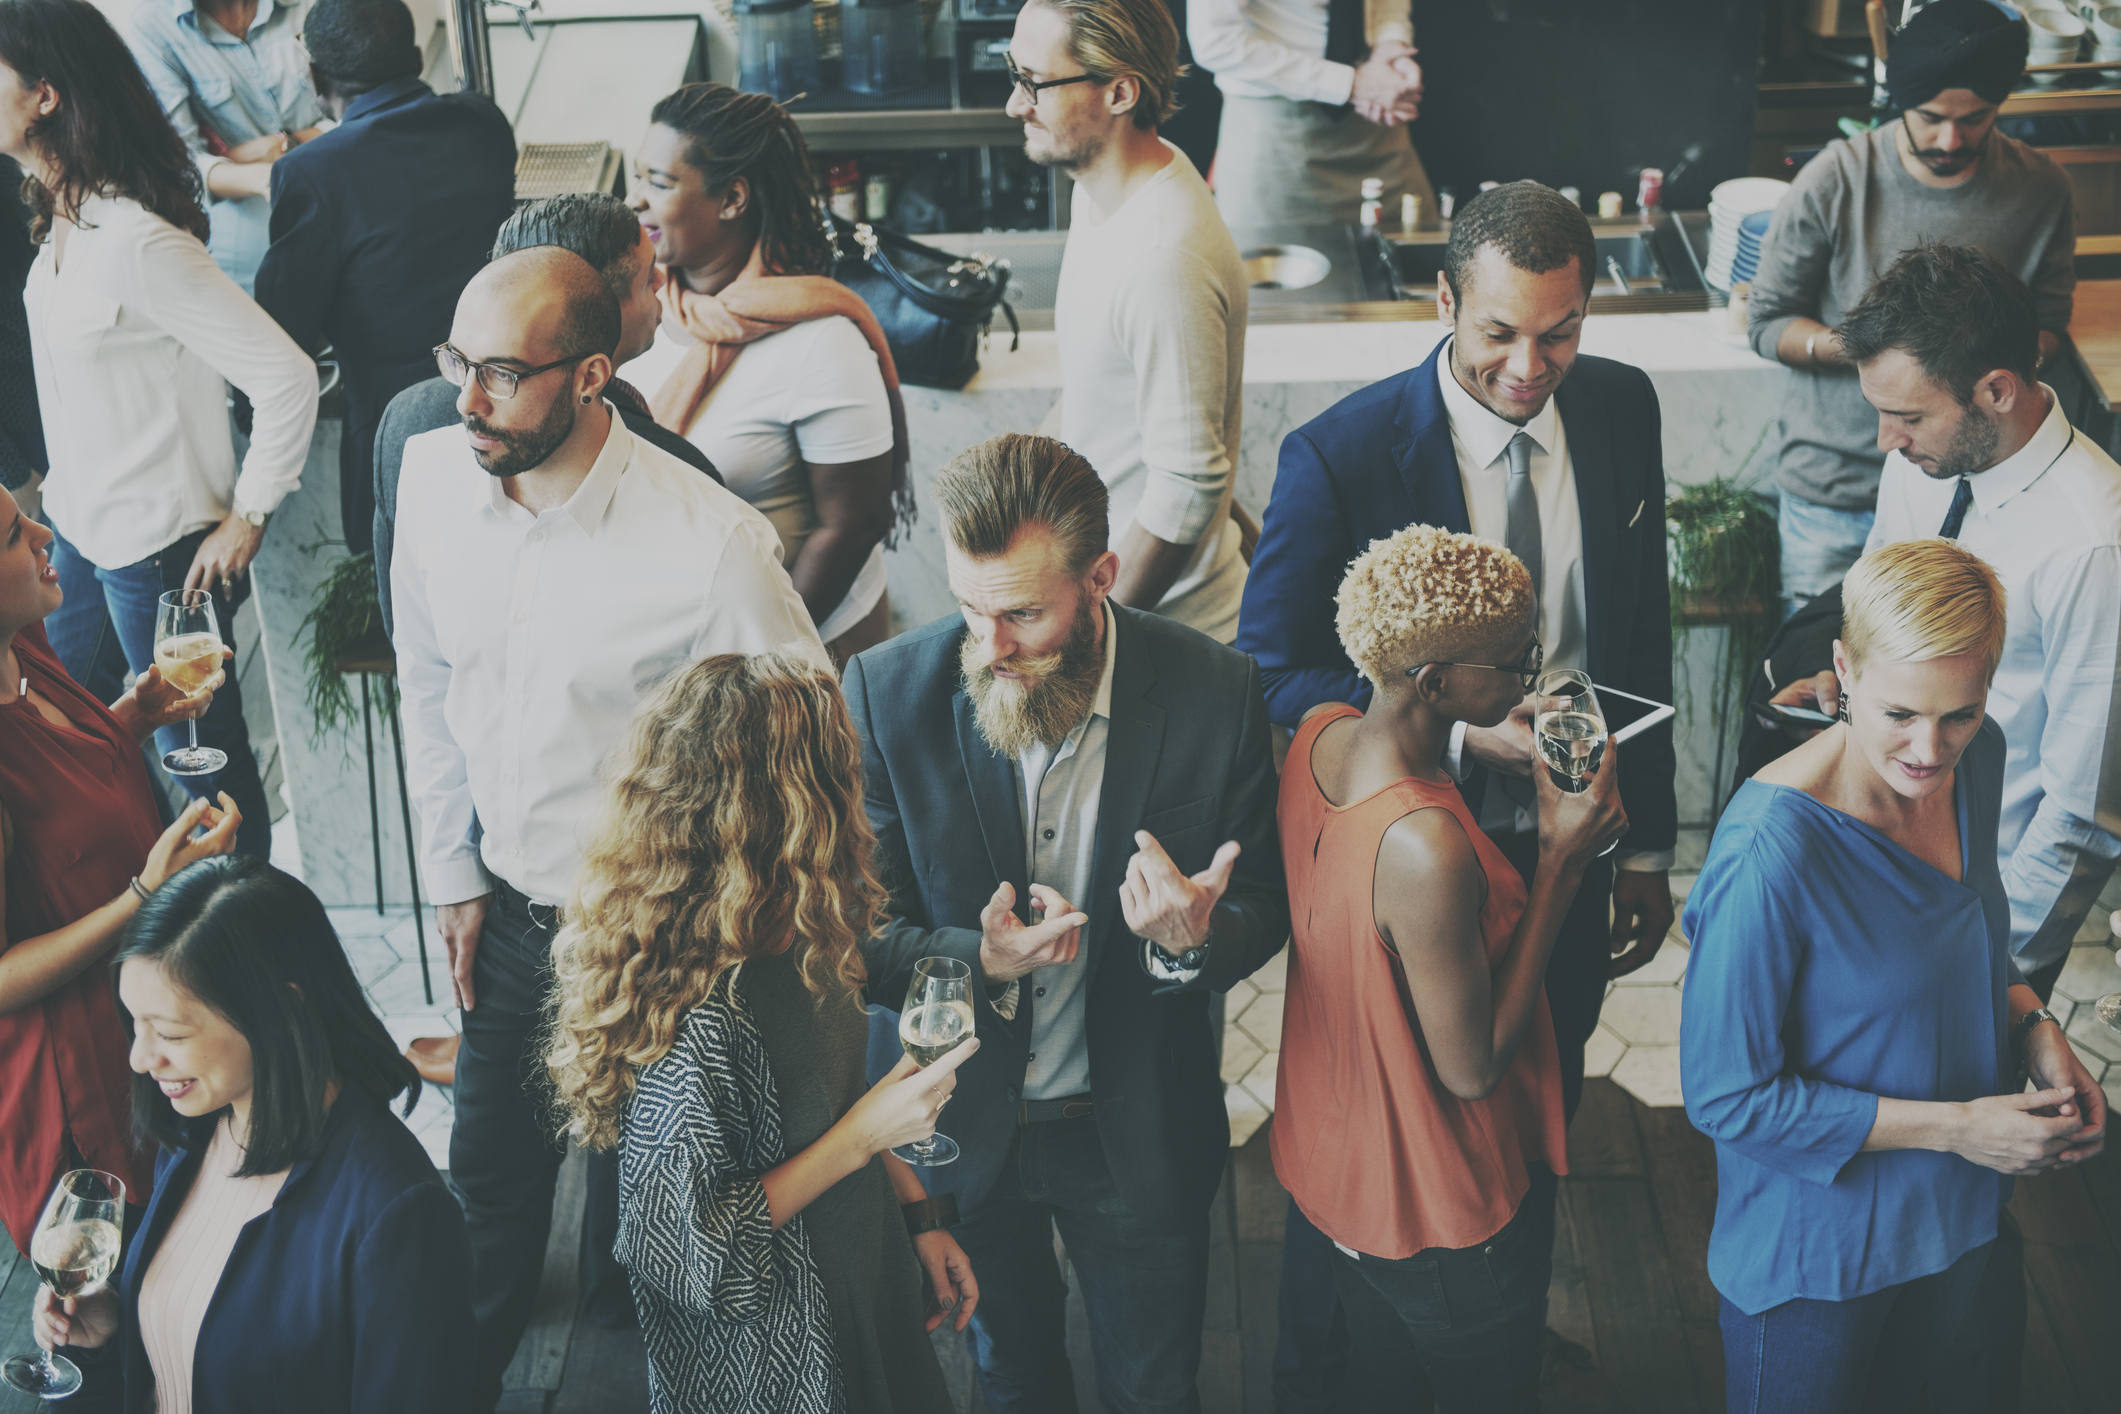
1008,0,1250,644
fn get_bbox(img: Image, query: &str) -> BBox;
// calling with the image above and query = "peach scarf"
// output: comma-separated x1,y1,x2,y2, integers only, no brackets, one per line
648,242,912,533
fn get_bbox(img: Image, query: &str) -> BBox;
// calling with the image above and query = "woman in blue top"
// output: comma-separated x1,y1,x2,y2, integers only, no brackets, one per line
30,855,475,1413
1680,537,2106,1414
126,0,322,292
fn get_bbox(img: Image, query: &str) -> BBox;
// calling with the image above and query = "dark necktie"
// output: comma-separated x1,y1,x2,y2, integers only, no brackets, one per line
1496,432,1543,811
1325,0,1364,65
1938,476,1974,539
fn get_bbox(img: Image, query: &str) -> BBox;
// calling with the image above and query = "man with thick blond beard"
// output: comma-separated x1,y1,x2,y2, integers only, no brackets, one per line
843,432,1289,1413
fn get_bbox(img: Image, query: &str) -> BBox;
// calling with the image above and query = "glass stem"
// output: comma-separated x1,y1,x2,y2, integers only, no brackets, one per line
187,718,201,756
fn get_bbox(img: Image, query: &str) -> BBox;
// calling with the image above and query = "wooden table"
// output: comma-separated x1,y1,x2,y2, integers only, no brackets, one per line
2065,277,2121,414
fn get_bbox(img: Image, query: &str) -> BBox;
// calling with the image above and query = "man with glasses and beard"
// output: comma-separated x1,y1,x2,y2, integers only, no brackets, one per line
391,246,821,1411
843,433,1288,1413
1748,0,2073,620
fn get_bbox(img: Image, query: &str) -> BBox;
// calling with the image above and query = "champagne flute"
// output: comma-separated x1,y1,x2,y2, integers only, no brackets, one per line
1534,669,1617,857
894,956,974,1167
2,1170,126,1399
153,590,226,777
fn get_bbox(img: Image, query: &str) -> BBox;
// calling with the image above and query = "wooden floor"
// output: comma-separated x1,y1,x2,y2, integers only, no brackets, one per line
4,1078,2116,1412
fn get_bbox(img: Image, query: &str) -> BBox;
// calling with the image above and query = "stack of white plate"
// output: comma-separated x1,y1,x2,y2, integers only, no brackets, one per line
1704,178,1789,290
2091,6,2121,74
2024,5,2086,87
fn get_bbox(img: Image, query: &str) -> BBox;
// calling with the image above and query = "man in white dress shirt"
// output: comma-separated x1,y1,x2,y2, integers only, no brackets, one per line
1008,0,1250,642
392,247,822,1409
1777,244,2121,1003
1188,0,1433,228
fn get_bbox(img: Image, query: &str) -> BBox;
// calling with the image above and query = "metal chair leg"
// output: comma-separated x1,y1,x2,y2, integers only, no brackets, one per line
383,682,433,1006
361,674,383,914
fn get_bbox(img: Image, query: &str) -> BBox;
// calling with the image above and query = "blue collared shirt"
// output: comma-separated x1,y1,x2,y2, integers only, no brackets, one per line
1680,718,2017,1315
126,0,320,292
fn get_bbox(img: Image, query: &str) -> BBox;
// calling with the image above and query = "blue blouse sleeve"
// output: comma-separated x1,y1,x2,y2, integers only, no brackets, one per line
1680,819,1881,1185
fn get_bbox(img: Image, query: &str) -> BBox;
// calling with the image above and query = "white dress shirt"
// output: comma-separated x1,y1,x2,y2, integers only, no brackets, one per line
392,411,826,907
1866,387,2121,970
28,193,317,569
1188,0,1413,104
1434,341,1669,873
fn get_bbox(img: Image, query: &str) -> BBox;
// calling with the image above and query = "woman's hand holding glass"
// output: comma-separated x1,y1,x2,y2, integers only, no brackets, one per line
31,1282,116,1353
844,1036,979,1158
1532,732,1628,870
138,793,243,894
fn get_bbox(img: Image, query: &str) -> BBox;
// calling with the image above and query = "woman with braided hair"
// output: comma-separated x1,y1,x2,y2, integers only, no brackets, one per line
630,83,910,666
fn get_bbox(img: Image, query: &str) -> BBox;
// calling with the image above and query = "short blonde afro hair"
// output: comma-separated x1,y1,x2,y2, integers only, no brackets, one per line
1337,524,1536,684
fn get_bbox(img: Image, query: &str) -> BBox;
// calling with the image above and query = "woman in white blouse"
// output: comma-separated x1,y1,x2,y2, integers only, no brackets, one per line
631,83,912,666
0,0,318,858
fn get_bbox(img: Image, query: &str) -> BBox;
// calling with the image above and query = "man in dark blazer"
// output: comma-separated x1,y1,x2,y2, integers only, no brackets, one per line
846,433,1288,1414
253,0,515,556
1238,181,1676,1404
371,194,721,638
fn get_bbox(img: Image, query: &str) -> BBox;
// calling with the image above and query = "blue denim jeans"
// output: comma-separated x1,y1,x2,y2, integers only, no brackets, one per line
1717,1240,1993,1414
1776,492,1874,621
43,518,272,858
1325,1164,1556,1414
952,1114,1210,1414
1271,1200,1349,1413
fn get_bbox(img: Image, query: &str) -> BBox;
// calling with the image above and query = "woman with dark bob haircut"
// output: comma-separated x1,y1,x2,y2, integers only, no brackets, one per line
30,856,476,1413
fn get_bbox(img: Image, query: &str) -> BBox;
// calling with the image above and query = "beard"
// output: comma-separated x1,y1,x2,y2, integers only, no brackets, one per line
1024,121,1103,173
960,594,1104,757
1902,115,1989,176
464,392,577,478
1928,402,2001,480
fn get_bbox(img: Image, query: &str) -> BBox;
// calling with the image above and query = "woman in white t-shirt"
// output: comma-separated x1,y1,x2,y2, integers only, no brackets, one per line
631,83,911,664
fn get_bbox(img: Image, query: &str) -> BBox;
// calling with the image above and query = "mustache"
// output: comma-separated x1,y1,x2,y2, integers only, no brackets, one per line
971,643,1068,681
463,415,518,443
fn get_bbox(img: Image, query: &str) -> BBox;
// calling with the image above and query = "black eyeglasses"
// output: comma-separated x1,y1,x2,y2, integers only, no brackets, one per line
434,343,594,401
1408,640,1545,691
1004,54,1100,102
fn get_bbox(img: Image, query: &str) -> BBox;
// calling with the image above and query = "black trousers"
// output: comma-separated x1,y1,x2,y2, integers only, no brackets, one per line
1489,828,1616,1125
450,879,628,1411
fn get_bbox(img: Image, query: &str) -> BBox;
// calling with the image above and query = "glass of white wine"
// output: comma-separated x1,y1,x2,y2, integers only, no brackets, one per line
153,589,226,777
895,956,973,1168
1534,669,1617,858
3,1169,126,1399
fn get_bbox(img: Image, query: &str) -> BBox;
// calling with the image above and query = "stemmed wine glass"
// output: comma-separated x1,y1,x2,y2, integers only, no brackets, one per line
895,956,974,1167
1534,669,1617,858
2096,909,2121,1040
153,590,226,777
2,1170,126,1399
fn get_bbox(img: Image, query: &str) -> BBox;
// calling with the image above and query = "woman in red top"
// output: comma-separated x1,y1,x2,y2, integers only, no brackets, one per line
0,487,241,1253
1273,524,1624,1412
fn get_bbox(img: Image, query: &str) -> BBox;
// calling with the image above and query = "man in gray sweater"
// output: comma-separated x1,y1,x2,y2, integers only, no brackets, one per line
1747,0,2072,616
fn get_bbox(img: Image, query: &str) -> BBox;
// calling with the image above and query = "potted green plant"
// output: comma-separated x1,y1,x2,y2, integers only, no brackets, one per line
295,549,392,743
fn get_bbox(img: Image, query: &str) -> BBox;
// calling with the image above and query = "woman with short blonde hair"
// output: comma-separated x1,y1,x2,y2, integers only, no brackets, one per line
1681,538,2106,1413
546,652,980,1414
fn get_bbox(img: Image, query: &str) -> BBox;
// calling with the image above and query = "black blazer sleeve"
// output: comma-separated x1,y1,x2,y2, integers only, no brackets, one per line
1237,428,1371,727
843,652,987,1007
1617,365,1678,859
349,1182,478,1414
1147,651,1291,993
255,164,337,359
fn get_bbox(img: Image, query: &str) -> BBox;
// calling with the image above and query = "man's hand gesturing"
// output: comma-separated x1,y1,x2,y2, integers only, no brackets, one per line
1121,831,1239,958
978,881,1088,983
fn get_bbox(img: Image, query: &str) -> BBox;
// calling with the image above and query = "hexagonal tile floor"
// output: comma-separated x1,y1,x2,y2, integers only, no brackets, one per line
332,907,458,1171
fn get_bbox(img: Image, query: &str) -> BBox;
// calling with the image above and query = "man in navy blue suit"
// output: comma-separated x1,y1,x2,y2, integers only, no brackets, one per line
1238,181,1677,1408
253,0,515,555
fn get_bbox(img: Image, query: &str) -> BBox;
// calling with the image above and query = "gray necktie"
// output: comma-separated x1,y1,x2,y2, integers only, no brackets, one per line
1505,431,1544,597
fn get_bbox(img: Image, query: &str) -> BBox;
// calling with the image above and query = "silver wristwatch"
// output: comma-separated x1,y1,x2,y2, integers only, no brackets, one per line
2008,1007,2058,1055
235,506,269,529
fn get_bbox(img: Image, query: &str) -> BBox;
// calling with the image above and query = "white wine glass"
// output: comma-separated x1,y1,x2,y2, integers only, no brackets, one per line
3,1169,126,1399
153,590,226,777
2097,910,2121,1040
1535,669,1617,858
894,956,973,1167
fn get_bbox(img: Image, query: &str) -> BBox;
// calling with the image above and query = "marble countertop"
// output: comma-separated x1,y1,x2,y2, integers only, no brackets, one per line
963,308,1779,391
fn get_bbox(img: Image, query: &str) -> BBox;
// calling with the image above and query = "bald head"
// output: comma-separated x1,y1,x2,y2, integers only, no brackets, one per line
458,246,623,366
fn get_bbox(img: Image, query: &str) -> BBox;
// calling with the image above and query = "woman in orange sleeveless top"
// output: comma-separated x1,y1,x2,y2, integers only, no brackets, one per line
1272,524,1626,1411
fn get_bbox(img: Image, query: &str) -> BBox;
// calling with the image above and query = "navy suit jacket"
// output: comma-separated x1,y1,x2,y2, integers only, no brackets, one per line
1237,341,1678,858
254,77,515,552
63,1094,475,1414
844,606,1290,1224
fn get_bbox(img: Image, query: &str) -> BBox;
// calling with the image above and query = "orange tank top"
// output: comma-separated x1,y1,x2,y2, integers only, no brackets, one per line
1269,705,1567,1258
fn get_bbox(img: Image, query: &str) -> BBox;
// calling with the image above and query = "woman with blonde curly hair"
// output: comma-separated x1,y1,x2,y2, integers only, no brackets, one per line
1271,524,1625,1412
546,651,980,1414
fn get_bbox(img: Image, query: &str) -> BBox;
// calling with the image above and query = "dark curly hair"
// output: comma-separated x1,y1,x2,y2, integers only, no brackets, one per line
647,82,833,278
0,0,208,244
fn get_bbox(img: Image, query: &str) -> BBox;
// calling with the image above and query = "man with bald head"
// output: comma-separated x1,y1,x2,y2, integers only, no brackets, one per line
393,246,823,1407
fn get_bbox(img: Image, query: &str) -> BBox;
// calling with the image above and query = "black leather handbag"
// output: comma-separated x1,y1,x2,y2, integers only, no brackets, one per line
828,215,1018,390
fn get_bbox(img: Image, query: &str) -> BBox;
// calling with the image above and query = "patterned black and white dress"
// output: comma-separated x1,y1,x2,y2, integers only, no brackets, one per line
616,953,953,1414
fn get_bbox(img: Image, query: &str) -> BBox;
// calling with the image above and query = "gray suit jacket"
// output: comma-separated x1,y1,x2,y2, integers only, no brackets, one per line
844,604,1289,1222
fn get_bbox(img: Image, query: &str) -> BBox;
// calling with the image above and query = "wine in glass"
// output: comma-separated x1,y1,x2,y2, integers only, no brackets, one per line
2,1169,126,1399
894,956,974,1167
153,590,226,777
1534,669,1618,858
